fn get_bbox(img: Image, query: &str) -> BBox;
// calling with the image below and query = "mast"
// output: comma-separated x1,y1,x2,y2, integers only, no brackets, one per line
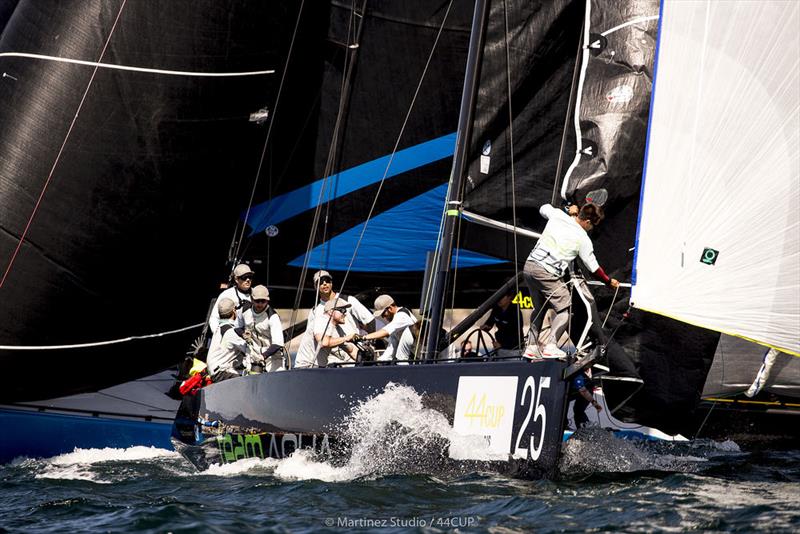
424,0,490,359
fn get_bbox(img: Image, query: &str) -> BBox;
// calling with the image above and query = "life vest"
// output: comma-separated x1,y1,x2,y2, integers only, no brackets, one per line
179,359,212,395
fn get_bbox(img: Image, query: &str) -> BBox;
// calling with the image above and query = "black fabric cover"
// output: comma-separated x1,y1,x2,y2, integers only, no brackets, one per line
0,0,304,400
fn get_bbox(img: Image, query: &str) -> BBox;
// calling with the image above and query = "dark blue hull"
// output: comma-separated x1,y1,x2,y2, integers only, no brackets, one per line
0,370,179,464
0,408,172,464
172,360,569,478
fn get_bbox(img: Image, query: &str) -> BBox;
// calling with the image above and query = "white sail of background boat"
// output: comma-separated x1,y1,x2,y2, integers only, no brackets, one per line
630,0,800,358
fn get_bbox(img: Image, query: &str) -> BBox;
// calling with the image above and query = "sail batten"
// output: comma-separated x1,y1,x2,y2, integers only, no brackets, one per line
631,0,800,356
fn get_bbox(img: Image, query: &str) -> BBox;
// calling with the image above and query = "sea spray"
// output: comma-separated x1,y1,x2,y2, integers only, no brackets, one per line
558,427,743,477
218,383,495,482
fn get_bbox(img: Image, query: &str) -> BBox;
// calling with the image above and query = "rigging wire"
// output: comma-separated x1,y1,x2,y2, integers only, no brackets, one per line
415,185,452,358
601,283,621,329
233,0,307,265
552,21,585,205
502,0,523,353
448,209,463,339
234,87,325,264
286,0,368,345
0,322,203,350
319,0,362,258
0,0,129,290
335,0,456,301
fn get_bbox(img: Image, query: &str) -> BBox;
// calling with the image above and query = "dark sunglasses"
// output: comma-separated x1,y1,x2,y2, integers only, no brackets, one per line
237,274,254,281
253,299,268,304
319,277,333,284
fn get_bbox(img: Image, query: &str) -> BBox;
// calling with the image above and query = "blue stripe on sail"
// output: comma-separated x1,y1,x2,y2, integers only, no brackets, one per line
632,1,665,288
247,133,457,233
288,183,506,272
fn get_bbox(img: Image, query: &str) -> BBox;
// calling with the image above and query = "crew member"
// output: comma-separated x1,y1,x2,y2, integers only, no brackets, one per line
242,285,285,373
481,288,524,354
571,369,602,429
295,270,374,367
296,297,357,368
361,294,417,362
208,264,254,334
523,203,619,359
207,298,249,382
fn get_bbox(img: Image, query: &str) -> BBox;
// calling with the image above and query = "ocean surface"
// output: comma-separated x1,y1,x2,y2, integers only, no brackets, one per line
2,419,798,533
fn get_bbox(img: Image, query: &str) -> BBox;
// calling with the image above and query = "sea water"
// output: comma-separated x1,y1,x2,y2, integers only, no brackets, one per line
1,387,798,533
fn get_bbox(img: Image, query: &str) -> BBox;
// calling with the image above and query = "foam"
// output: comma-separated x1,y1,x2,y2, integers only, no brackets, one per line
559,427,742,476
194,383,497,483
28,446,176,483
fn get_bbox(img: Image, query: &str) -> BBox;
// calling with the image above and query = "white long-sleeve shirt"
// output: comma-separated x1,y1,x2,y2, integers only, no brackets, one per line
208,287,251,333
242,307,284,348
294,293,373,367
377,308,417,361
207,319,248,377
242,307,284,371
527,204,600,276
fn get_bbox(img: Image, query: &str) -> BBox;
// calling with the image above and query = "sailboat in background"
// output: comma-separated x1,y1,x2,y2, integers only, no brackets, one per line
0,0,318,463
629,0,799,440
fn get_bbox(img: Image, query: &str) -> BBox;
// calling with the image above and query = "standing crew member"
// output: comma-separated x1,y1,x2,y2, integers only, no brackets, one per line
242,285,285,373
523,203,619,359
208,264,254,334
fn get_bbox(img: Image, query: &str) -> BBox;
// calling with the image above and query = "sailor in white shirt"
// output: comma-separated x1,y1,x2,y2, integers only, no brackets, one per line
362,294,418,362
294,270,374,367
523,203,619,359
208,263,254,334
207,297,249,382
296,298,357,368
242,285,285,373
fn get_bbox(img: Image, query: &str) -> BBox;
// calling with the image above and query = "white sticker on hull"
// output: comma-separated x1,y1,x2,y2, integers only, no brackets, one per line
451,376,518,460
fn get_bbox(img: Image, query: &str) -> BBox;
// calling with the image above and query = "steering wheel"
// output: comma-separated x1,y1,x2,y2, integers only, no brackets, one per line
460,328,497,360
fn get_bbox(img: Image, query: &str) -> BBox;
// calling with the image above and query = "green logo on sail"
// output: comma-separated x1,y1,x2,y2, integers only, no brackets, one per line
701,248,719,265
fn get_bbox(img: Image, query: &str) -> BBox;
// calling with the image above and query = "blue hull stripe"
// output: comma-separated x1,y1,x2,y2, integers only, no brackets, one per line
289,183,506,272
247,133,457,233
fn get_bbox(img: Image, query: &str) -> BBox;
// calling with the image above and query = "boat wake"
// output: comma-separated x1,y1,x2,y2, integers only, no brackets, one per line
10,446,177,483
559,427,744,478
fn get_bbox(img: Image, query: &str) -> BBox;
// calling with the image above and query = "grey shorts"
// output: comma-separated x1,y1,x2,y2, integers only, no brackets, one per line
523,260,571,312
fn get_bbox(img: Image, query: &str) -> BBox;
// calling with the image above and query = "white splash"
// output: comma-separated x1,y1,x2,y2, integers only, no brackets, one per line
202,457,279,477
197,383,495,483
29,446,176,483
47,446,175,465
559,427,742,476
272,450,355,482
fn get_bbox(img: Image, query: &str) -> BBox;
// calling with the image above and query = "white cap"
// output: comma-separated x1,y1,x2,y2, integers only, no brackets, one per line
373,294,395,317
251,285,269,300
313,270,332,286
324,297,351,313
233,264,253,278
217,297,236,316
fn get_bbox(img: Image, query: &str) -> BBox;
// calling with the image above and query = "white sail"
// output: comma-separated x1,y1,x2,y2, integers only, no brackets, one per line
631,0,800,356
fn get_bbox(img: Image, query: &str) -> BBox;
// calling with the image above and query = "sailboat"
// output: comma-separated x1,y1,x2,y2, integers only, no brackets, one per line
170,0,572,478
0,0,314,462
